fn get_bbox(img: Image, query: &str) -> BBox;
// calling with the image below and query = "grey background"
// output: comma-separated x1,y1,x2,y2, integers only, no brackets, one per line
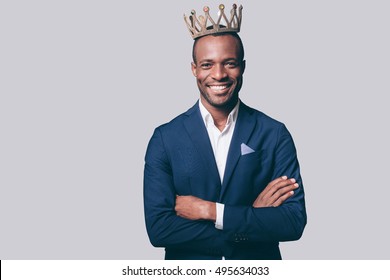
1,0,389,259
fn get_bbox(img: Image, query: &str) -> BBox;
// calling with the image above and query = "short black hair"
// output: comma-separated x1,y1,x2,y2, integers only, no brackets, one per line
192,32,245,64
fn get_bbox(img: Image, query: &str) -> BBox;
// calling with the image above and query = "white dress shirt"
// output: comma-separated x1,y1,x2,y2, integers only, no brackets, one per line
199,99,240,230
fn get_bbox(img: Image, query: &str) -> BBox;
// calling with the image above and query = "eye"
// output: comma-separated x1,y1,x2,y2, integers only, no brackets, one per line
200,63,212,69
225,61,238,68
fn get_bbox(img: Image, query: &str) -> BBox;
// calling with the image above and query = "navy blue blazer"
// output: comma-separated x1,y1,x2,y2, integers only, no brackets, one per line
144,101,306,260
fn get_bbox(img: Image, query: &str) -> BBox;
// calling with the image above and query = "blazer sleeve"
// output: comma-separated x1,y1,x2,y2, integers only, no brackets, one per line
222,124,307,243
143,128,226,255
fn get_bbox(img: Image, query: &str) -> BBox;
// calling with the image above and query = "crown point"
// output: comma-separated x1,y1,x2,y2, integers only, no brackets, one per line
184,4,243,39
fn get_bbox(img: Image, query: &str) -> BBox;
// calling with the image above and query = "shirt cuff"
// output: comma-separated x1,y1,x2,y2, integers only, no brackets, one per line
215,202,225,230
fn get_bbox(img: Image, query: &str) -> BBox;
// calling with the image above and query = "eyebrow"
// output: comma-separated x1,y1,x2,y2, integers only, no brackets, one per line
198,58,239,63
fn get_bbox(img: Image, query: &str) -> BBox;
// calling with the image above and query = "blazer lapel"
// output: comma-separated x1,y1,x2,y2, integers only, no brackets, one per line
220,102,257,200
183,102,221,190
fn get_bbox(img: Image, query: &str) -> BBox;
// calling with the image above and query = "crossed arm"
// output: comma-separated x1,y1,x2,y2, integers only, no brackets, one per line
175,176,299,222
144,125,306,252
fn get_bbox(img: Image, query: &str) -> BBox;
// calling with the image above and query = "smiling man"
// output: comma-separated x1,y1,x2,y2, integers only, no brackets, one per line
143,4,307,260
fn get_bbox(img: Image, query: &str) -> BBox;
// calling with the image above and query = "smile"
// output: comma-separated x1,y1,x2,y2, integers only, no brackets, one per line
208,84,231,92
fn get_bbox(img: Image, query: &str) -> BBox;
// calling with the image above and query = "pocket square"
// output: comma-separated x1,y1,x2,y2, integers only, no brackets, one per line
241,143,255,155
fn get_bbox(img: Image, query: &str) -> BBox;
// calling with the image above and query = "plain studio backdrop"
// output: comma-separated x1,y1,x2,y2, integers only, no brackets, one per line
1,0,389,259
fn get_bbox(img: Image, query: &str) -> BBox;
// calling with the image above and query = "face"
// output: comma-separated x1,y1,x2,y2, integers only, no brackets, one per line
192,34,245,110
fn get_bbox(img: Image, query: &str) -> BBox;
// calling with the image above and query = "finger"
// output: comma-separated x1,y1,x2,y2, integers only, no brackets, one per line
253,183,296,207
272,189,296,207
270,183,299,205
268,178,297,197
262,178,295,201
261,176,289,196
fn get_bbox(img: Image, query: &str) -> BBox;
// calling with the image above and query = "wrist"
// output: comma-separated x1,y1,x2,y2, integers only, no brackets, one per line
204,201,216,222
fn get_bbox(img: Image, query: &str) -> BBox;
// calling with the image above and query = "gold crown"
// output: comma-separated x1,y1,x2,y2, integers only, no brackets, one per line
184,4,243,39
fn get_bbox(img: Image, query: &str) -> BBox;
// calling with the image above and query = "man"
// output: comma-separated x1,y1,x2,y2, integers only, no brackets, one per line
144,4,306,260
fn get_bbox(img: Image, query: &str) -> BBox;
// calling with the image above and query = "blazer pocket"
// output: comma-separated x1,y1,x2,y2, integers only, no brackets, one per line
240,149,267,161
239,149,272,175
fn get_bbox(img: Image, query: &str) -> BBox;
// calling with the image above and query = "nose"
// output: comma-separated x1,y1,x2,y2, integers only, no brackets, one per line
211,64,227,80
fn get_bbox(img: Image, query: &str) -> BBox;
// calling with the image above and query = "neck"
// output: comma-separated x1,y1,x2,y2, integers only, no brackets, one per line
200,97,238,131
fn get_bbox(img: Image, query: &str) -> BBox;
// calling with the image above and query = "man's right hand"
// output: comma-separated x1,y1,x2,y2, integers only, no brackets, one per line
252,176,299,208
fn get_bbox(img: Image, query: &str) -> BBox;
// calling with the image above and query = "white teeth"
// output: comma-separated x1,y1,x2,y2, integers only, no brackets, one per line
209,85,228,90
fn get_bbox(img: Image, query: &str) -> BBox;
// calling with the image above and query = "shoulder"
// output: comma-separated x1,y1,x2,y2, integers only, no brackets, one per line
239,101,294,145
153,102,199,134
240,101,285,128
145,104,198,157
239,102,297,153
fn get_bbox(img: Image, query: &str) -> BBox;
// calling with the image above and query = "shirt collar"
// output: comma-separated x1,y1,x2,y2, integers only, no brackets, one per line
199,99,240,128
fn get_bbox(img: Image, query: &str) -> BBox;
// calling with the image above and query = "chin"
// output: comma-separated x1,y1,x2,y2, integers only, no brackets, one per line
207,95,237,108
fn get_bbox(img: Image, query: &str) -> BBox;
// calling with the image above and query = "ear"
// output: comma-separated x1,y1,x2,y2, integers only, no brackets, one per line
191,62,197,77
241,60,246,75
